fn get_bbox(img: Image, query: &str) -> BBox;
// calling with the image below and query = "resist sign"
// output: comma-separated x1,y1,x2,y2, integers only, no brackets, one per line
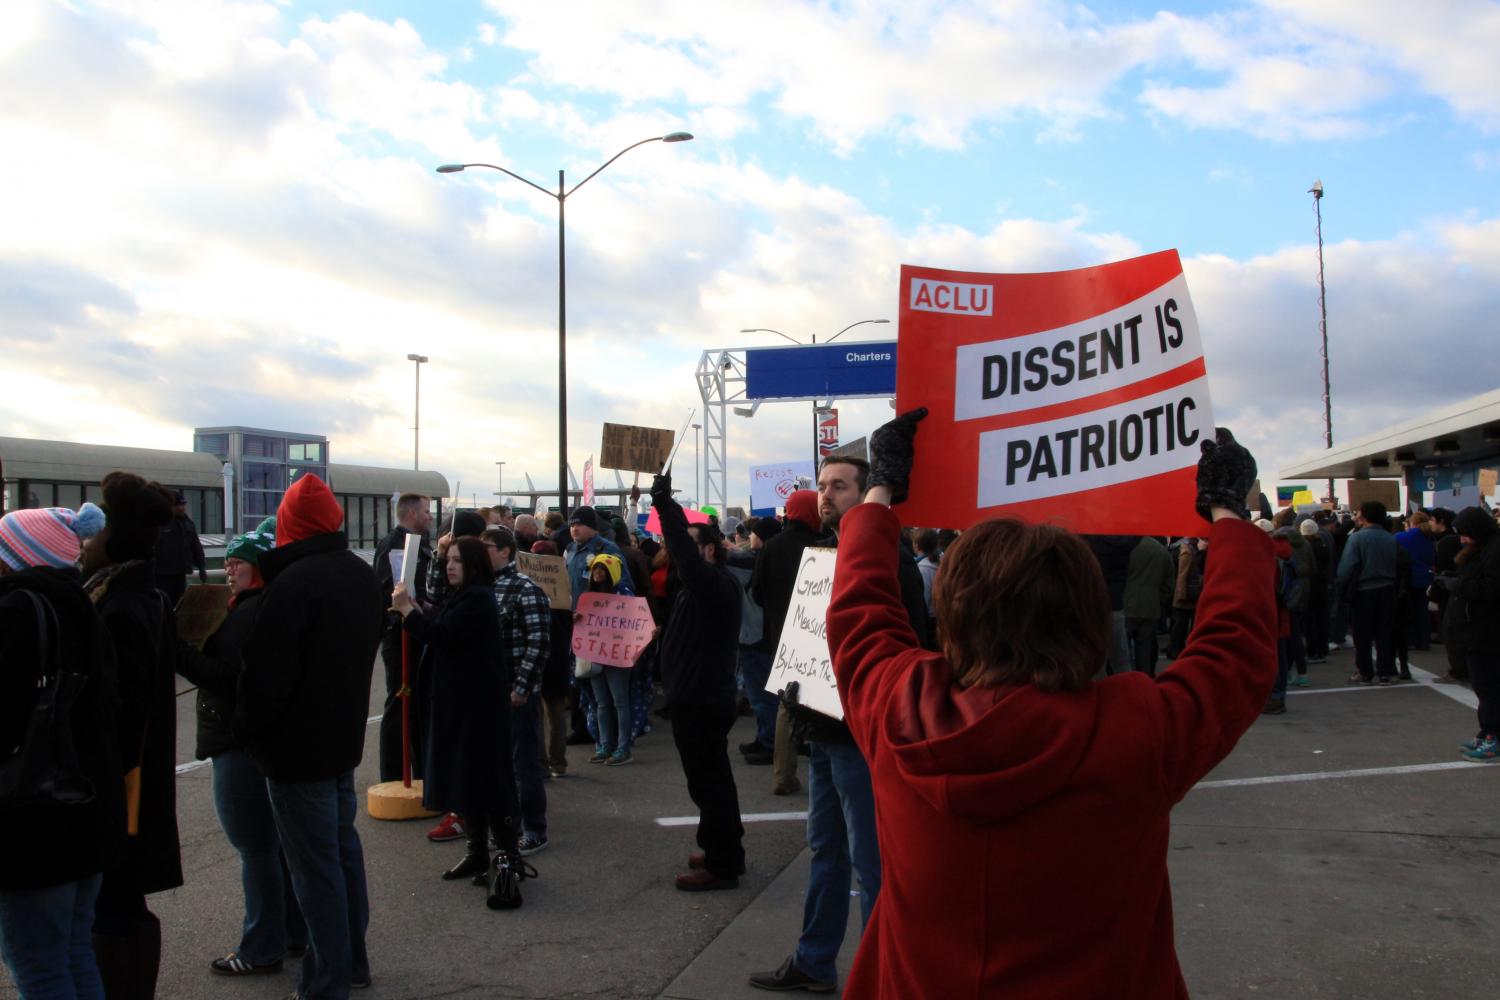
765,548,843,721
897,251,1215,536
571,593,654,668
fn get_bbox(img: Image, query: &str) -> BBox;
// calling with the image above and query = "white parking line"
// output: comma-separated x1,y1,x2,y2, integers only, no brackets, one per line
175,714,385,776
1196,759,1489,789
656,810,809,828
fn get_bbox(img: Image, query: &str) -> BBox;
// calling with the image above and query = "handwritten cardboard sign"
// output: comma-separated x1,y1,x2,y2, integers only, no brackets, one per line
516,551,569,611
175,584,232,650
570,592,654,668
897,250,1215,536
601,423,675,475
766,547,843,720
1346,480,1400,512
1479,468,1497,498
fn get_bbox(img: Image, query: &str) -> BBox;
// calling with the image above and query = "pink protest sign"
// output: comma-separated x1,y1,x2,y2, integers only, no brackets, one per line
643,505,710,536
571,593,655,668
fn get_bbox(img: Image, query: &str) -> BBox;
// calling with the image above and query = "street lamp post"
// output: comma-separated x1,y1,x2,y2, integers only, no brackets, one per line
437,132,694,513
738,319,890,467
690,422,702,506
406,353,428,470
1310,180,1333,506
494,461,505,503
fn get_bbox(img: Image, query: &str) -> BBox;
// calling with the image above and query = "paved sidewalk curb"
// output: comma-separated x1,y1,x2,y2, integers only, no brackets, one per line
660,846,863,998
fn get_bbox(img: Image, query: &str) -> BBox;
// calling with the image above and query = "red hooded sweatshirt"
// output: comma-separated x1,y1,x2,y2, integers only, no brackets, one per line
784,489,821,534
826,504,1276,999
275,474,344,548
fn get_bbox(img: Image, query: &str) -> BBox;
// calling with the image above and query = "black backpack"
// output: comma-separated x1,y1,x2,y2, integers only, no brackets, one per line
0,589,95,811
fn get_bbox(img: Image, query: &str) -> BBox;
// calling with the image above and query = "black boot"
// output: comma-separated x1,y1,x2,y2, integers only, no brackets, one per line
446,815,490,881
486,816,535,910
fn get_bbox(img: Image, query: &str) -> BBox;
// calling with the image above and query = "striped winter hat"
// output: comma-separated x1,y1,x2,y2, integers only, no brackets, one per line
0,503,106,570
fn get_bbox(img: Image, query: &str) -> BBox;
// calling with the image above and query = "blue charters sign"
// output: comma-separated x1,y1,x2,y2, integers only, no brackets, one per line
744,342,897,401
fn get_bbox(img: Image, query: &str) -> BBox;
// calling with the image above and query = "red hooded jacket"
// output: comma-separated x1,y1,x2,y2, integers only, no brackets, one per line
785,489,820,533
275,474,344,547
827,504,1276,999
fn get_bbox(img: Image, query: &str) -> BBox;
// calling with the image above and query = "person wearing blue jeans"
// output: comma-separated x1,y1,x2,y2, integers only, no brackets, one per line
511,693,550,850
212,749,307,967
267,771,371,1000
751,740,881,991
737,646,778,753
0,873,106,1000
589,665,634,764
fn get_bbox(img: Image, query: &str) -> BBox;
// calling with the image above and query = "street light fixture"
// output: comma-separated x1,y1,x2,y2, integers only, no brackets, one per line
494,460,506,501
437,131,694,512
1309,179,1333,506
406,353,428,470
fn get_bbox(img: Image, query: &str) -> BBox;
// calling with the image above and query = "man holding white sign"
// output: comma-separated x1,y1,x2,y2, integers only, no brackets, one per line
372,493,432,783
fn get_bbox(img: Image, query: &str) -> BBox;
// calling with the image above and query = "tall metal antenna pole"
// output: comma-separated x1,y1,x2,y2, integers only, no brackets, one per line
1311,180,1332,505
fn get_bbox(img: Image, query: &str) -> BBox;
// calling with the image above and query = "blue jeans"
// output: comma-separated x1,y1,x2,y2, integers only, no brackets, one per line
738,646,778,749
510,694,548,838
0,873,105,1000
794,742,881,984
212,750,306,965
267,771,370,1000
590,668,633,754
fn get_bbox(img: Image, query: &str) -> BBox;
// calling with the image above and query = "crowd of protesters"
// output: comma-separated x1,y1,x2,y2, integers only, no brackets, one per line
3,430,1498,1000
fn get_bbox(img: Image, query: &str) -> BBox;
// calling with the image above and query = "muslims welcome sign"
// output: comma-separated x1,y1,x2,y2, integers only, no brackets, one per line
897,250,1215,536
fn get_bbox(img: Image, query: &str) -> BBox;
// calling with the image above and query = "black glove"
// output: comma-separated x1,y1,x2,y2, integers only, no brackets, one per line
1195,427,1257,522
649,472,672,502
868,407,928,505
778,680,801,708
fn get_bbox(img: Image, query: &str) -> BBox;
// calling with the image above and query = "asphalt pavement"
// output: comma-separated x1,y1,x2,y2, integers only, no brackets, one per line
3,648,1497,1000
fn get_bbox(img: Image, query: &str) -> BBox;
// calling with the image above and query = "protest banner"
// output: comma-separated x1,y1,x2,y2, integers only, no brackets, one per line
750,460,816,512
896,250,1216,536
399,532,422,592
571,593,654,668
516,550,569,610
600,422,675,474
643,504,710,536
766,547,843,720
1479,468,1497,498
1275,485,1307,507
1346,480,1400,511
582,458,595,507
175,584,231,650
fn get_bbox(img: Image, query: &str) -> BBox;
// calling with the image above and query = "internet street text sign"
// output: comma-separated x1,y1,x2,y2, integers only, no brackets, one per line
744,342,896,401
897,250,1215,536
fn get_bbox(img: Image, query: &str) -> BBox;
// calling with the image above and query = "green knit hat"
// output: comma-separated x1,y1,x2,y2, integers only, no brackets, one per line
225,517,276,566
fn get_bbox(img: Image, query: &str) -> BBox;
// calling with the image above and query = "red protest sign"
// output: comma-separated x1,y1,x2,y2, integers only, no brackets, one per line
897,250,1215,536
643,505,710,536
570,593,654,668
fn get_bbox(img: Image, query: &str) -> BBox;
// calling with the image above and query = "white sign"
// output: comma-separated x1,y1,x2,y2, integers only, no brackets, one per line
750,460,816,511
399,532,422,593
766,548,843,721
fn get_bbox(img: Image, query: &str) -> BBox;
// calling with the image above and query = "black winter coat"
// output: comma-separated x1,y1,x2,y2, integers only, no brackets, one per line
750,520,823,653
91,559,183,895
0,566,126,891
404,583,516,818
1448,537,1500,651
178,589,263,760
653,491,742,709
154,515,205,576
236,532,383,782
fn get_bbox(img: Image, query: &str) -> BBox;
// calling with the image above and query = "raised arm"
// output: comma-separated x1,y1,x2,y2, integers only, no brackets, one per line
650,473,718,590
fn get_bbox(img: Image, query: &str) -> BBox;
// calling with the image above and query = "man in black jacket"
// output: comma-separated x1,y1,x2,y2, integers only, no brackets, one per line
237,474,383,1000
154,491,207,607
650,472,746,892
372,493,432,781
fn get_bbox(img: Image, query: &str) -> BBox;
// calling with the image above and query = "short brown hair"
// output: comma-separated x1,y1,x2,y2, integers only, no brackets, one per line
482,527,518,562
933,519,1108,692
819,456,869,492
543,512,565,532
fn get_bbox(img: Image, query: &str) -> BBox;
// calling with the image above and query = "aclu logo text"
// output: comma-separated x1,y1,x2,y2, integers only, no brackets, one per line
910,278,993,316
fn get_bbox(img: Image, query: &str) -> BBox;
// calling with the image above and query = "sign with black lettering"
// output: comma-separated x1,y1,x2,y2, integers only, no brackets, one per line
896,250,1216,535
766,547,843,720
600,423,675,475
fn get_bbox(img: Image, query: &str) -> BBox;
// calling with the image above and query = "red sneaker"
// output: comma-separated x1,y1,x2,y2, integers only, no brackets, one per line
426,812,466,843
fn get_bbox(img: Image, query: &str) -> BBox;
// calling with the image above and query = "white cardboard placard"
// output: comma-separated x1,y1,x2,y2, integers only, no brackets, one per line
767,547,843,721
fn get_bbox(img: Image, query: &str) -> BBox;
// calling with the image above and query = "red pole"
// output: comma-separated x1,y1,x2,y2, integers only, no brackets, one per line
401,629,412,788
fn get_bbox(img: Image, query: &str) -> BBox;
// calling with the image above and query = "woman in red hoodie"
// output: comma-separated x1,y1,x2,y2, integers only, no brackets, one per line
826,412,1275,999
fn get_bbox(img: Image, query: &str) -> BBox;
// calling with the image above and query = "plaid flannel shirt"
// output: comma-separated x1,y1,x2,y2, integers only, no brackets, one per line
494,562,552,698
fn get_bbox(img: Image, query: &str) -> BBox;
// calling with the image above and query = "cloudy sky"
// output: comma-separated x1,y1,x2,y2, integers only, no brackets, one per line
3,0,1498,510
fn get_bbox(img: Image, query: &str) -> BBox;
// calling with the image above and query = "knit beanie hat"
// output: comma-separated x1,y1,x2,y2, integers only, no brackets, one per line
751,517,783,543
785,490,820,533
1299,519,1319,537
1254,518,1275,533
568,506,599,531
530,539,559,556
587,552,624,588
100,471,175,561
276,473,343,546
451,510,487,539
1454,506,1496,540
225,519,276,567
0,503,106,570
